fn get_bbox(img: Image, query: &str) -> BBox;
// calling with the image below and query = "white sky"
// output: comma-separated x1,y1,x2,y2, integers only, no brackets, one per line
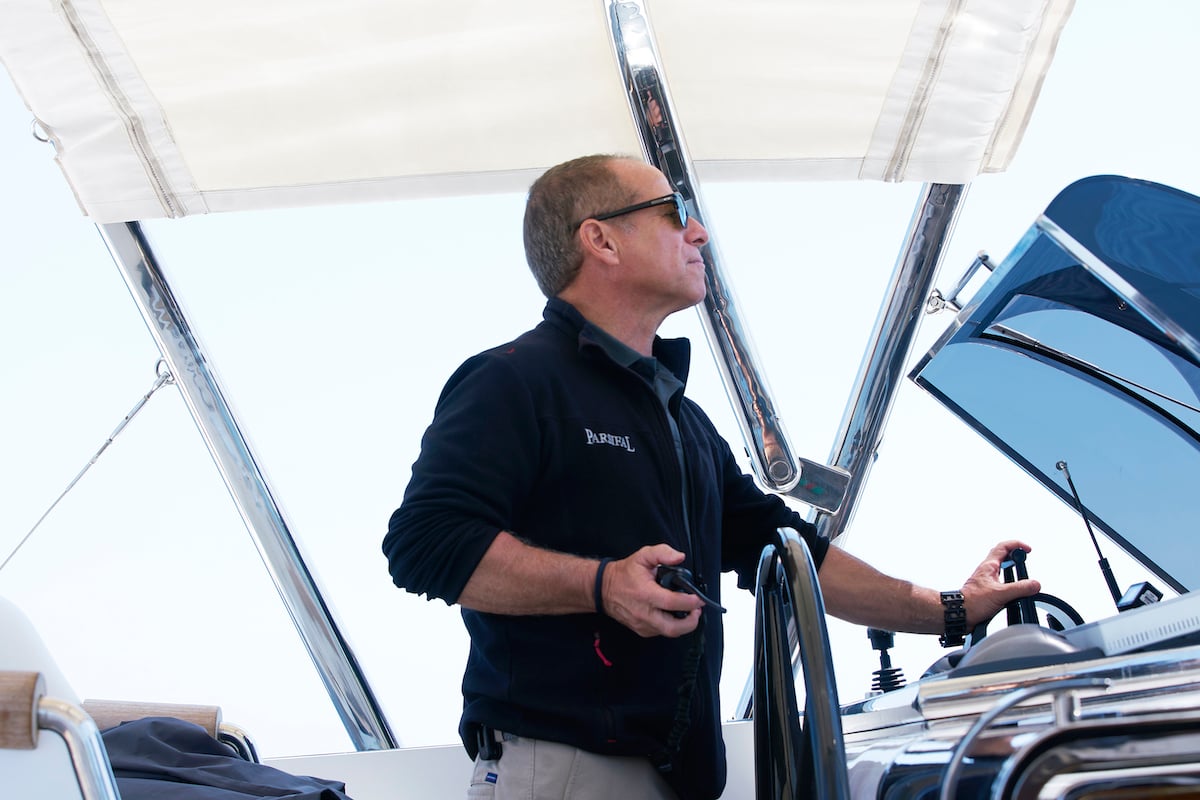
1,0,1197,761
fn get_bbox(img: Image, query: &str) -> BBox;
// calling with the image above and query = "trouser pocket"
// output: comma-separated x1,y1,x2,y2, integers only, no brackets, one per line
466,755,499,799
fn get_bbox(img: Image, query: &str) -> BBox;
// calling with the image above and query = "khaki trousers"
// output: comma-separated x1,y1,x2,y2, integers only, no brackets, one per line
467,733,679,800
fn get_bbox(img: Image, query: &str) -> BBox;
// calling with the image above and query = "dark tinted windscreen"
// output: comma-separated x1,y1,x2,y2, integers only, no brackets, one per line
912,177,1200,593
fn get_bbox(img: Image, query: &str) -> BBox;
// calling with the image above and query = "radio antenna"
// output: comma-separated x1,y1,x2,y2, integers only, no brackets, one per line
1056,460,1123,608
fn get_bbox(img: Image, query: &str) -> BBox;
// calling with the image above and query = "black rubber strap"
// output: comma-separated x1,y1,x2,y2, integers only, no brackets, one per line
594,558,614,615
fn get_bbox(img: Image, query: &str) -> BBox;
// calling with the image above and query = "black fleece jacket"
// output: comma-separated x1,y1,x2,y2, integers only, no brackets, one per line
384,298,827,799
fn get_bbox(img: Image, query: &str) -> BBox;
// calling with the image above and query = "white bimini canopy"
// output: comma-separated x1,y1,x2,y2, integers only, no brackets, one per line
0,0,1073,222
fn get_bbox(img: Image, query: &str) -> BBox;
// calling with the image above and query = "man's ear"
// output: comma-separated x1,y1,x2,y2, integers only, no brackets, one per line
577,220,621,265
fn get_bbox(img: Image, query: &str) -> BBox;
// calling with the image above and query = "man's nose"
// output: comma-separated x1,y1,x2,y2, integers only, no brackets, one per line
686,216,709,246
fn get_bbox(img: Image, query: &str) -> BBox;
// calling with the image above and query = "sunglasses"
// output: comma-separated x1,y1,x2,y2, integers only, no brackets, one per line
580,192,689,229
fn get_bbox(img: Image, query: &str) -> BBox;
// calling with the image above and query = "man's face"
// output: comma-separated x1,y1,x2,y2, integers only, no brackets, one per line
607,161,709,316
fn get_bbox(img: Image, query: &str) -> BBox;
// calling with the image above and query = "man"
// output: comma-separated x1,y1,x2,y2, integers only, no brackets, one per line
383,154,1040,800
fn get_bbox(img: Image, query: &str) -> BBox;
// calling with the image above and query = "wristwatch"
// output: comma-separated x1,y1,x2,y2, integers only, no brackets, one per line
939,591,967,648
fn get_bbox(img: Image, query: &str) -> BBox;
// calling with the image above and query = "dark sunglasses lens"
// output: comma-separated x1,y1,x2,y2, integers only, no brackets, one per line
673,195,688,228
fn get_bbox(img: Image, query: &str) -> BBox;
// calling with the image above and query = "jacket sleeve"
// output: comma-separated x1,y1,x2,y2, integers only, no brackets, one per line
715,435,830,591
383,352,541,604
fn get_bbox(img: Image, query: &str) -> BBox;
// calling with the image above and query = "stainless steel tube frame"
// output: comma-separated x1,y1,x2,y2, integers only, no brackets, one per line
815,183,967,540
939,677,1109,800
98,222,397,752
736,106,969,730
752,527,850,800
602,0,849,513
38,697,121,800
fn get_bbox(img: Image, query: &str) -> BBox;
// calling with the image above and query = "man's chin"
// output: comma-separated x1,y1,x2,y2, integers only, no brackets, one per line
677,293,706,314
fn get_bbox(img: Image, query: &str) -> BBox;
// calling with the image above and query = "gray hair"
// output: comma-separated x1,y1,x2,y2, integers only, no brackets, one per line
523,154,639,298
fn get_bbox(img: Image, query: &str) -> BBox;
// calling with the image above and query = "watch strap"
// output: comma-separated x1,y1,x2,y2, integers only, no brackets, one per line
939,590,967,648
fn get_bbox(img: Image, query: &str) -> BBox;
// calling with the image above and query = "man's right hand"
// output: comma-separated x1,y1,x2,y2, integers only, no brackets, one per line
601,544,704,637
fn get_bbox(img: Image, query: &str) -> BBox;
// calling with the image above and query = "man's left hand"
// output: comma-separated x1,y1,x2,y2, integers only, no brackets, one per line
961,540,1041,628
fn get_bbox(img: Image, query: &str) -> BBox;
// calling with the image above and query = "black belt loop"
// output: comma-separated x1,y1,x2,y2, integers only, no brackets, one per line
476,725,503,761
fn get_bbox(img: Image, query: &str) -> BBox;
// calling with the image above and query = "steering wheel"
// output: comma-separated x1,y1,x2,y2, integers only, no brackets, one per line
967,548,1085,647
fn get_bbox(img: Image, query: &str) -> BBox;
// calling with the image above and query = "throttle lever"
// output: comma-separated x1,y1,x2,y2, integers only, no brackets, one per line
1001,548,1036,625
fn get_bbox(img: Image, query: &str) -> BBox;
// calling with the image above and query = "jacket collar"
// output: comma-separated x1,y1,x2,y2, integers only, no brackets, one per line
543,297,692,386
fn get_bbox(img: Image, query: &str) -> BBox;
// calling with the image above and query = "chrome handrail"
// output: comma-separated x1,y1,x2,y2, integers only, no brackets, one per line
37,697,122,800
752,528,850,800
